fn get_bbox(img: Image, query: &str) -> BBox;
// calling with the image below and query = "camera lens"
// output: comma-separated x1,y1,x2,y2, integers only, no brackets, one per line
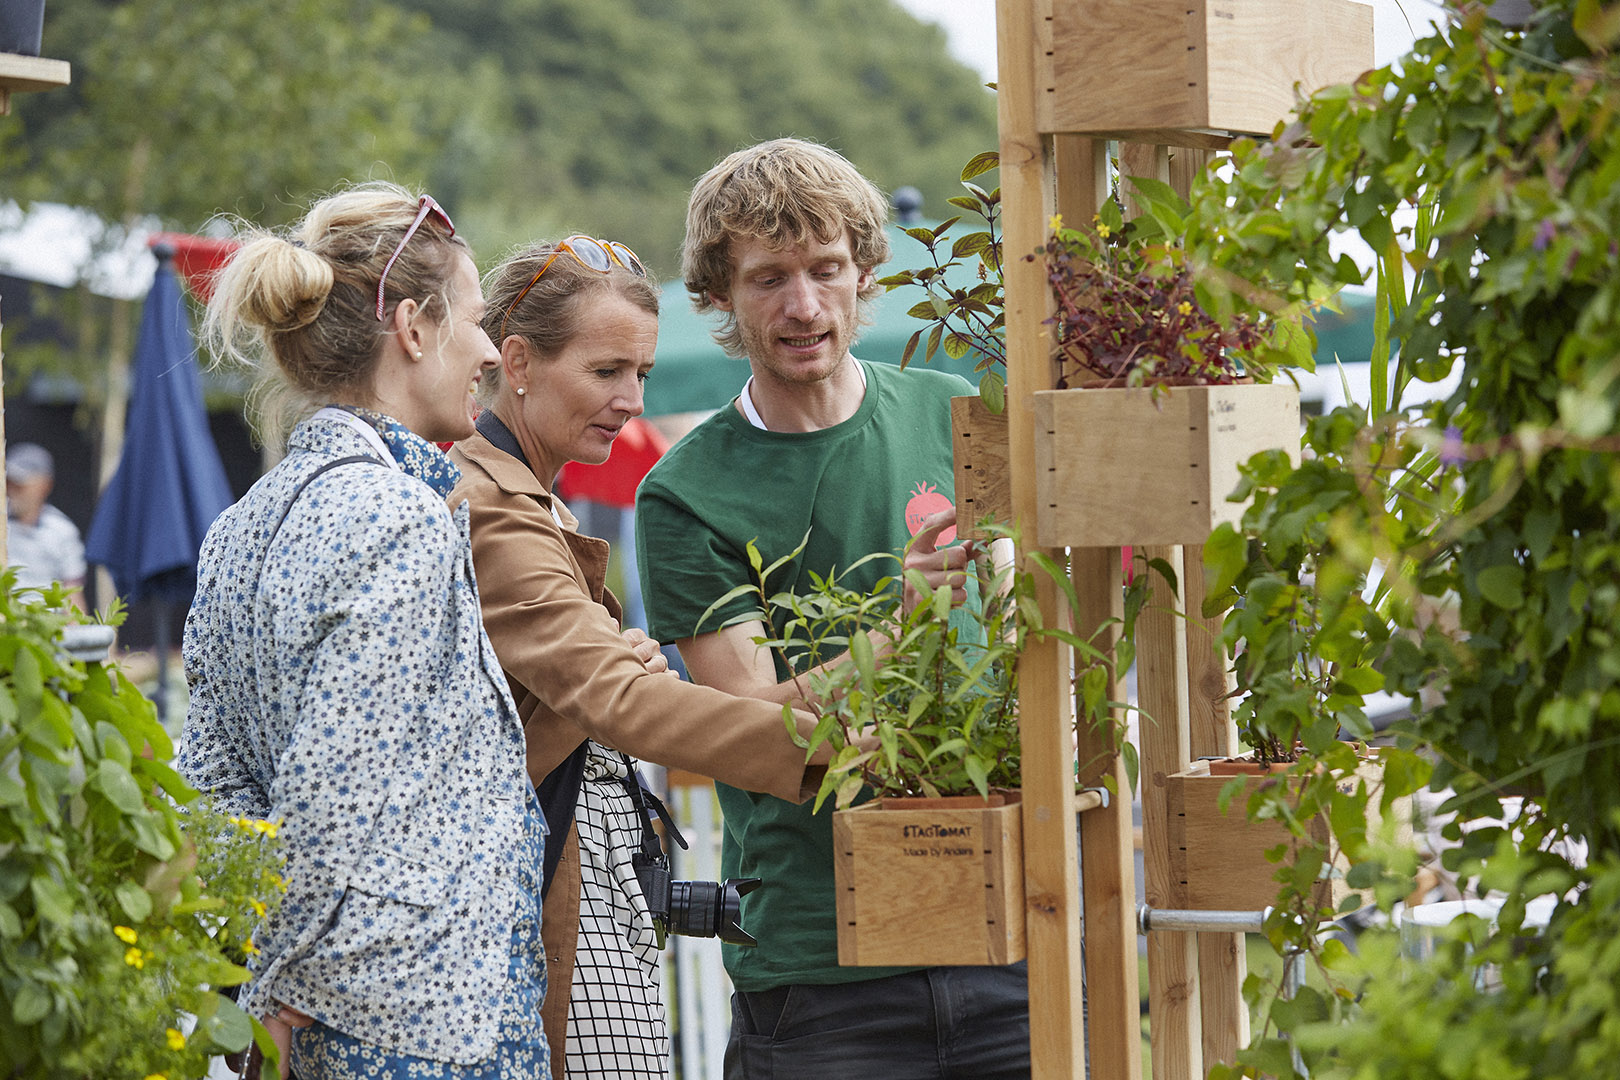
668,877,761,946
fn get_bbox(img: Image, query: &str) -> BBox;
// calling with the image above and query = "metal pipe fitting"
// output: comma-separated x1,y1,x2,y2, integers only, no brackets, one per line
1137,904,1270,935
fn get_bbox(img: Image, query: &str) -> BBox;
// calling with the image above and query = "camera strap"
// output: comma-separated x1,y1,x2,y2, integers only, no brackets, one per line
617,752,689,859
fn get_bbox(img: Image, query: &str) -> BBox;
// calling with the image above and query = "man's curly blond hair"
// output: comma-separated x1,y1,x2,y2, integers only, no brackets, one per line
682,139,891,357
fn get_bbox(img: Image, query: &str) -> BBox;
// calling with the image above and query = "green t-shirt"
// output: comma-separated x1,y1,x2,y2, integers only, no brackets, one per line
634,358,975,990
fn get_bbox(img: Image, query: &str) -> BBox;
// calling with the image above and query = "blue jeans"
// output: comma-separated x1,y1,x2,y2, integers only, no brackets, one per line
724,963,1031,1080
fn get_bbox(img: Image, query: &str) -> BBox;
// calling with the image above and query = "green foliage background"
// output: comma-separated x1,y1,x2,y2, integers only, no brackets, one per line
0,579,286,1079
1,0,996,279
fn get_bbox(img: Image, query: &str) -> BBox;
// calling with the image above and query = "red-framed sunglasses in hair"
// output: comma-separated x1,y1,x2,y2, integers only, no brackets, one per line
375,195,456,321
498,235,647,340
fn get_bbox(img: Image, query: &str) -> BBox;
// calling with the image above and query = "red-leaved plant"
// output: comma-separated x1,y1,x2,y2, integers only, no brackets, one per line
1040,197,1264,389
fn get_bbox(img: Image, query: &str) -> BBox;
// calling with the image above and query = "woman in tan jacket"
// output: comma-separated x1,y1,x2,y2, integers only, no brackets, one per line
448,238,823,1080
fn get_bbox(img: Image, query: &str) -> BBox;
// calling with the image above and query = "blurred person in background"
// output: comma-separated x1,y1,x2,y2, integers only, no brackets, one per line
5,442,86,608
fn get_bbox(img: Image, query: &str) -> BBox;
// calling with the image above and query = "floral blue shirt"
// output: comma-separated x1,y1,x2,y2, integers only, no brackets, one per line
178,411,533,1064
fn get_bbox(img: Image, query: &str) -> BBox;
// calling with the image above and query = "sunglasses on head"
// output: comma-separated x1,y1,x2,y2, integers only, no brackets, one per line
375,195,456,321
498,235,647,340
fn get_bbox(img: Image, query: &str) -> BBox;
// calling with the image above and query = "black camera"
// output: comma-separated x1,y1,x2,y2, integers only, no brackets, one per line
633,848,761,948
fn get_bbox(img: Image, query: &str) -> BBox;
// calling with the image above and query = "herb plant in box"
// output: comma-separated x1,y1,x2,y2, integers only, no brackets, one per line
702,525,1141,968
886,154,1309,547
1028,195,1307,548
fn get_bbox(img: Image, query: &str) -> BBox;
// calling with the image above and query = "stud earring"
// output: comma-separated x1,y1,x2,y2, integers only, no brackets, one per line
413,350,423,360
516,387,526,396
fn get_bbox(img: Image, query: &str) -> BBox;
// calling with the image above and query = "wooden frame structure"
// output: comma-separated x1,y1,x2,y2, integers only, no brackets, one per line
993,2,1372,1076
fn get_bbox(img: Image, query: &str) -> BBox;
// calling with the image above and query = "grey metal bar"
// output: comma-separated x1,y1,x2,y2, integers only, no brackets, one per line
59,624,116,662
1137,904,1270,936
1281,947,1308,999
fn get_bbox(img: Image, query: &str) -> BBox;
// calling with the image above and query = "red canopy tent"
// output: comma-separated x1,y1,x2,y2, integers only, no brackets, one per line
555,417,670,509
148,232,239,302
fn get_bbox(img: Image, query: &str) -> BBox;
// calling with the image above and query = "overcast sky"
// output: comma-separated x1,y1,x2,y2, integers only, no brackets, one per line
893,0,1450,82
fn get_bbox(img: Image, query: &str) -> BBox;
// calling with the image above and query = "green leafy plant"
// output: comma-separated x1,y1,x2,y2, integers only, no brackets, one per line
0,574,286,1080
878,148,1330,412
700,525,1150,811
878,150,1008,410
1186,1,1620,1075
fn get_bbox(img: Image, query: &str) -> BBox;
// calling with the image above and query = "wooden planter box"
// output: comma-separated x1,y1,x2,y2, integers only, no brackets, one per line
1036,382,1300,548
951,384,1300,547
1043,0,1375,142
1166,756,1405,911
1166,761,1332,911
832,792,1025,967
951,395,1013,539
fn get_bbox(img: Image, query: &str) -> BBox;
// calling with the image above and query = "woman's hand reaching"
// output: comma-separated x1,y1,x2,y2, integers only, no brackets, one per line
621,627,673,676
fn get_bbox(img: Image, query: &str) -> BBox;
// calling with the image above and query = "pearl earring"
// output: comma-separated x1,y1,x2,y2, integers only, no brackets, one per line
516,387,526,396
414,350,423,360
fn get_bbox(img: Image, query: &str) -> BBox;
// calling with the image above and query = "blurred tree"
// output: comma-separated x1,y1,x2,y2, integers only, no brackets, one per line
4,0,993,279
2,0,468,235
412,0,996,275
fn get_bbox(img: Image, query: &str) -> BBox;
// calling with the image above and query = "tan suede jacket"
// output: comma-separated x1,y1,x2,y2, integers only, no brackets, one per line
448,431,820,1068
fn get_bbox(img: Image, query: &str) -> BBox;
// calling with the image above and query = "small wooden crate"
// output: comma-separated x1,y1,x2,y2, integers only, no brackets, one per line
1165,762,1333,911
1034,382,1300,548
833,793,1025,967
1044,0,1375,142
951,395,1012,540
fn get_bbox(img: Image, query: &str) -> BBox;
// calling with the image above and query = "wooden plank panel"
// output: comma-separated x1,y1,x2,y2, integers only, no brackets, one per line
997,3,1086,1077
1183,547,1249,1066
1071,543,1144,1080
1051,0,1195,133
834,797,1026,967
1048,0,1374,138
1034,384,1300,548
952,395,1013,538
1203,0,1375,136
1137,543,1201,1080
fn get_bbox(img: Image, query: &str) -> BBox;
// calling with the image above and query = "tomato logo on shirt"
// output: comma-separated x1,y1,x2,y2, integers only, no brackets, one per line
904,481,957,545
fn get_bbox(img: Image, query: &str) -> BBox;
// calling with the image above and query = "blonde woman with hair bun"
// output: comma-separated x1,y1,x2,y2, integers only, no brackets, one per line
178,183,551,1080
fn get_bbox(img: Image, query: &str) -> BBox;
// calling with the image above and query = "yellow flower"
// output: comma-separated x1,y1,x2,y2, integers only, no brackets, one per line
251,818,281,839
1048,213,1064,232
248,898,267,918
1096,223,1111,239
113,925,138,944
1177,301,1193,316
145,1074,168,1080
242,939,261,957
124,947,145,969
165,1028,186,1051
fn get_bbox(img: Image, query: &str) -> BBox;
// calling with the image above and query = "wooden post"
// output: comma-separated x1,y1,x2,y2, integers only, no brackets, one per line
1057,132,1145,1080
998,2,1086,1077
1182,548,1249,1064
1137,543,1201,1080
1116,139,1250,1067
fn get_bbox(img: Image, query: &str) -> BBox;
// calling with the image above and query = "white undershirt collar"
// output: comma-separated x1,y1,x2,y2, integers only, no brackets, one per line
739,357,867,431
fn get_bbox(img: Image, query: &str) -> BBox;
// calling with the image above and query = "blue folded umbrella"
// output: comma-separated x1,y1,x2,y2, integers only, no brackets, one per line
86,250,234,605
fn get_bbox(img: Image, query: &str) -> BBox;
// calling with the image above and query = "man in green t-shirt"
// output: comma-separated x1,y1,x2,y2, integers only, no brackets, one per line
635,138,1030,1079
